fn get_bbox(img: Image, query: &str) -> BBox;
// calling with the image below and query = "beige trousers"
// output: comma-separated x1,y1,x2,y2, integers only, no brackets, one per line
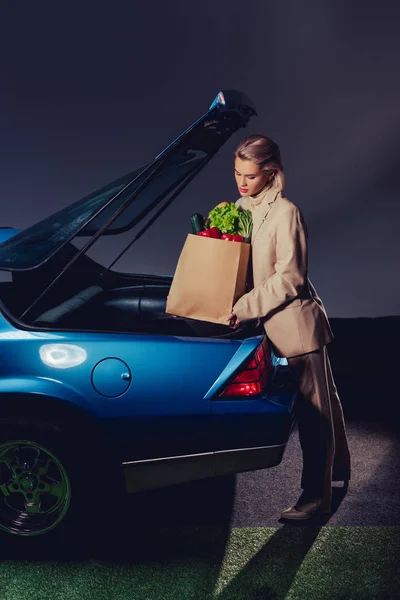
287,345,351,511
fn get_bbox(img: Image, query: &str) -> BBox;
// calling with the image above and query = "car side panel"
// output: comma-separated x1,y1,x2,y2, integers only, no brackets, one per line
0,320,254,463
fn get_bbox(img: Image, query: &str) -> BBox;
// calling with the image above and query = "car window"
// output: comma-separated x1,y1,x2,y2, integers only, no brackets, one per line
0,167,144,271
0,145,212,272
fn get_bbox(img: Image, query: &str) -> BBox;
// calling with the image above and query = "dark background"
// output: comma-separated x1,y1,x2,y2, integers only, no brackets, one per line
1,0,399,318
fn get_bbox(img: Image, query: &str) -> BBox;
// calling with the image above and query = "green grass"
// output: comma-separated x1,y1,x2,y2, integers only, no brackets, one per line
0,526,399,600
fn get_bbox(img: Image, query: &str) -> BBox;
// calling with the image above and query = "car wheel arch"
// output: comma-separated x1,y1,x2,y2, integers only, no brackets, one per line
0,392,110,452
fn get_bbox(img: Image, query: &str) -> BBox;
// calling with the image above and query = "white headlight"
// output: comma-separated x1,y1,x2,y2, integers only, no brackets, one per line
39,344,87,369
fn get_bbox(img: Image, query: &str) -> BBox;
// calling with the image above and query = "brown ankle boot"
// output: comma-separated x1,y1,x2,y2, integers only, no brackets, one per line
280,492,330,521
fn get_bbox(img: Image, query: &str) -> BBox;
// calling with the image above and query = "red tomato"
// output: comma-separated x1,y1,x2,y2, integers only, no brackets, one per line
198,228,221,239
221,233,233,241
209,227,221,239
232,234,244,242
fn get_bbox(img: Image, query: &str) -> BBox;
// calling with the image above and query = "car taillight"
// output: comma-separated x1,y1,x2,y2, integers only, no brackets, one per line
220,338,271,398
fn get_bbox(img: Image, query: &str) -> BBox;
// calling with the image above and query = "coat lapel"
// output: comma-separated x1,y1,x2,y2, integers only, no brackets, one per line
251,189,280,244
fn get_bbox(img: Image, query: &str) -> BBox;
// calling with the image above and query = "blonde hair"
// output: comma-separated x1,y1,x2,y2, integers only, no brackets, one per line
234,134,285,192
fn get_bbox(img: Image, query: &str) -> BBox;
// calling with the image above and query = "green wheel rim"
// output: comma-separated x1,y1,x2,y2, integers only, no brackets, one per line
0,440,71,536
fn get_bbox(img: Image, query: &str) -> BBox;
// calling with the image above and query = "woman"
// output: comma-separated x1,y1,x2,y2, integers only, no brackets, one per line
227,134,351,520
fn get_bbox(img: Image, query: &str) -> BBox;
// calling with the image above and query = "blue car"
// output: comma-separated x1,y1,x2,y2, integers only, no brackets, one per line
0,90,297,540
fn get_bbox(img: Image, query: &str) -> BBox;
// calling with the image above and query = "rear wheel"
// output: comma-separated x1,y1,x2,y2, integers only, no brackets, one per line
0,417,118,542
0,436,71,537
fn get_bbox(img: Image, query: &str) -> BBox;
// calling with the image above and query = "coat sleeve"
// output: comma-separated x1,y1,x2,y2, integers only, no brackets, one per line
233,205,308,321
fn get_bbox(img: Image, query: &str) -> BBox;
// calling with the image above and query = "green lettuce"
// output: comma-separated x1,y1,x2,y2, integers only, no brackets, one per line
208,203,253,241
208,203,240,234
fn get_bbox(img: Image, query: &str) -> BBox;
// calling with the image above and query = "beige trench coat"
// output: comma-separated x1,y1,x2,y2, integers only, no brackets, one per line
233,188,333,358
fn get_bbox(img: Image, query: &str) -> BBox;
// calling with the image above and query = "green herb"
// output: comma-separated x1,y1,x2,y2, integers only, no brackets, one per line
237,208,253,242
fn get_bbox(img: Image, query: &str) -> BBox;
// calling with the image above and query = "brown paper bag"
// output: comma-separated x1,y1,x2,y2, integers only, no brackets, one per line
166,234,251,325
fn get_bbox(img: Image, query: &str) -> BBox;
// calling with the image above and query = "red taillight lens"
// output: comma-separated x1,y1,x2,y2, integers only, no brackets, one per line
221,382,263,397
233,367,262,383
220,338,270,398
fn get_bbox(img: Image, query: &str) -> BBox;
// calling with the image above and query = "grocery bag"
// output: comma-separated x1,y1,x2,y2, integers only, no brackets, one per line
166,234,251,325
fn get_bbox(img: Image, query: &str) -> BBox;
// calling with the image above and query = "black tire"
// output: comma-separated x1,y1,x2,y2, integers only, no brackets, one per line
0,416,122,549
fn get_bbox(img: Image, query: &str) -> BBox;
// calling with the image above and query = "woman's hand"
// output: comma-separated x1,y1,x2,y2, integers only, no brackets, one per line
227,312,241,329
